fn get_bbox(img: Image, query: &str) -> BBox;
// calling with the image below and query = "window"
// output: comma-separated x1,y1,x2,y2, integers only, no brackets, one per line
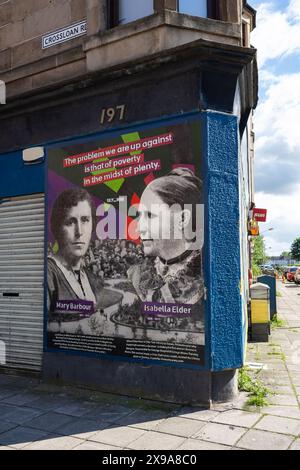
178,0,208,18
118,0,154,25
108,1,218,29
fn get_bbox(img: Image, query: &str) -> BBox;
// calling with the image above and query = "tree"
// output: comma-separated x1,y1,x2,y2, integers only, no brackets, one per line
252,235,267,266
290,238,300,261
280,251,290,258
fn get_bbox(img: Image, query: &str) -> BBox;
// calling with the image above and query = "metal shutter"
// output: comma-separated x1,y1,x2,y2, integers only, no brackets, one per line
0,194,44,372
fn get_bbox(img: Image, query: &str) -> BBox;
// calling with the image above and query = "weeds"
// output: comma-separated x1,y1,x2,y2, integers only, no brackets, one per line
267,350,282,356
271,315,286,329
238,367,253,393
238,367,271,408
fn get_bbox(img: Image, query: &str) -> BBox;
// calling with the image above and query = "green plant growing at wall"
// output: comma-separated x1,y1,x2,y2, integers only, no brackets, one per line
238,367,271,408
271,315,285,329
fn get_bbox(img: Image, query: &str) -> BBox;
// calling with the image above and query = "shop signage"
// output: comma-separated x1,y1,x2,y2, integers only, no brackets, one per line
253,208,267,222
42,20,87,49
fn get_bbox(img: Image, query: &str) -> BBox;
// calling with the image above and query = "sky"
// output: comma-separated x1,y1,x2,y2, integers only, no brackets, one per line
250,0,300,256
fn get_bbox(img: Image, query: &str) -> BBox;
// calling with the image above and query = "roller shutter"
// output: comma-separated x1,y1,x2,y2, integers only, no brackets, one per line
0,194,44,372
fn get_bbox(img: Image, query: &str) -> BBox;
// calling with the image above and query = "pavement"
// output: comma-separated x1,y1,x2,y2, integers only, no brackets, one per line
0,280,300,451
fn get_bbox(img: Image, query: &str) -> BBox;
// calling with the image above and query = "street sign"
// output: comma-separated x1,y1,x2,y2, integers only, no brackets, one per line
253,208,267,222
42,21,87,49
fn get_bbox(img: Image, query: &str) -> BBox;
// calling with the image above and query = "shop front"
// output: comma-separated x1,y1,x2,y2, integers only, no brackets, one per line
0,40,255,403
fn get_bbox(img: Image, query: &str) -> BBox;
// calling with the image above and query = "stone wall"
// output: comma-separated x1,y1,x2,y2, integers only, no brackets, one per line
0,0,87,96
0,0,245,101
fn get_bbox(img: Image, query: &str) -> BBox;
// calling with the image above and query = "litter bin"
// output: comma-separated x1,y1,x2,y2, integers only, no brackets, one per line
250,282,270,342
257,275,277,320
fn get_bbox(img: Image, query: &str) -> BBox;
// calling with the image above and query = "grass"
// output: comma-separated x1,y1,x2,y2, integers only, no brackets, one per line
271,315,286,329
267,351,286,361
238,367,271,408
267,343,286,361
267,351,281,356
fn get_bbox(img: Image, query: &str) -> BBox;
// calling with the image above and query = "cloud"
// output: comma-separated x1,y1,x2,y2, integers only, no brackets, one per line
251,1,300,68
254,72,300,194
250,1,300,255
255,188,300,255
288,0,300,20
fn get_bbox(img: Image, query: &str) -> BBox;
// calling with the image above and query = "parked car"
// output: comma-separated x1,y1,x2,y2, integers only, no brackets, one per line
286,267,298,282
294,268,300,285
261,265,275,276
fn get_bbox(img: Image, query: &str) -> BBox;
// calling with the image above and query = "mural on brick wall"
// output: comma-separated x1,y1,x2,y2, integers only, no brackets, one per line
46,117,205,365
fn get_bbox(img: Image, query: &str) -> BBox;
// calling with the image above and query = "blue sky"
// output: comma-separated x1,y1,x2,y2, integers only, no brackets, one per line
250,0,300,255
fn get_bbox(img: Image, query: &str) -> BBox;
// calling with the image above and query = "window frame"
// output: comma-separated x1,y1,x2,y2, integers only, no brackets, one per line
108,0,220,29
177,1,215,19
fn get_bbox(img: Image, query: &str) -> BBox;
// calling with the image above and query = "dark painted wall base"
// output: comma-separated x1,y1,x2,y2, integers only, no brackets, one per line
251,323,270,343
43,352,237,406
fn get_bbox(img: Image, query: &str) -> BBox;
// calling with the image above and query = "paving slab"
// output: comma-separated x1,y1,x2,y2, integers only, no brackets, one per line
0,388,24,401
25,411,76,432
23,434,83,450
289,439,300,450
26,396,70,411
192,423,247,447
116,409,170,431
261,406,300,419
89,425,147,448
0,404,22,420
73,441,123,450
2,392,41,407
176,407,221,422
128,431,185,450
254,415,300,436
211,410,262,428
155,417,206,438
177,439,231,450
55,417,109,439
0,426,50,449
269,395,299,406
1,406,45,425
84,404,134,423
0,420,18,434
237,429,293,450
54,400,98,418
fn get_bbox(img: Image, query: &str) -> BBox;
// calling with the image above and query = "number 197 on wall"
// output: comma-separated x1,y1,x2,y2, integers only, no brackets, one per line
100,105,126,124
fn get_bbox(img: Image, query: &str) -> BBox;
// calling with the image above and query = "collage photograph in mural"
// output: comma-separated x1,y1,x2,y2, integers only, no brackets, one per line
46,117,205,366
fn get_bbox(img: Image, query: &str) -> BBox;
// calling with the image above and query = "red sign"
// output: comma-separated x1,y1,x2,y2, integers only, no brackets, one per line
253,208,267,222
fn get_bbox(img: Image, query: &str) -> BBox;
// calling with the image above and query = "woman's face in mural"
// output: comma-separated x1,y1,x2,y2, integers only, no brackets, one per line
59,200,93,263
138,187,185,258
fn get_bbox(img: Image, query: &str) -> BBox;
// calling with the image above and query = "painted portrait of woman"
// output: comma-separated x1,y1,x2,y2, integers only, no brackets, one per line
47,188,103,315
127,168,204,305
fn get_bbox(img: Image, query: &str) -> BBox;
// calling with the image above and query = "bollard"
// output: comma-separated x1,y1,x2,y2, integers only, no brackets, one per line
250,282,270,342
257,275,277,320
